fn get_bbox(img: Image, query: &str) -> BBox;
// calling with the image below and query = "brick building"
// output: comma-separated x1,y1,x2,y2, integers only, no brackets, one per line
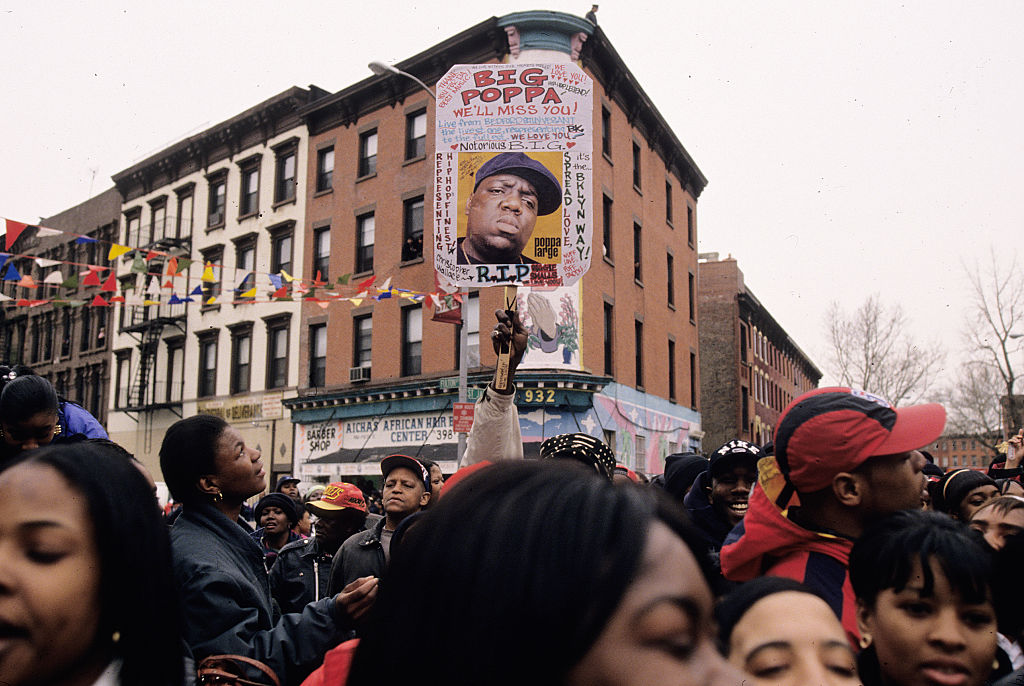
698,254,821,450
287,11,707,480
0,187,121,424
923,433,999,472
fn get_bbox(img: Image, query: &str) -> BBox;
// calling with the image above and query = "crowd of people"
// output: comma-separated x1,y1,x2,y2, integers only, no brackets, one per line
2,314,1024,686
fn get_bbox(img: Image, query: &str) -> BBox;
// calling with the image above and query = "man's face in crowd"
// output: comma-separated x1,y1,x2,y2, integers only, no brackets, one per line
259,506,289,534
314,509,366,551
855,450,927,519
709,463,756,527
382,467,429,518
278,481,300,499
463,173,539,263
429,464,444,498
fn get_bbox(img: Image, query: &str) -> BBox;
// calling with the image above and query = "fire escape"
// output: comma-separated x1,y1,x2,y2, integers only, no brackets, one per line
120,217,190,421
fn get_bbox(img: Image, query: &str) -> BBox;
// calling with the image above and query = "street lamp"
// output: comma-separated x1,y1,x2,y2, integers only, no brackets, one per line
368,61,436,100
368,60,468,467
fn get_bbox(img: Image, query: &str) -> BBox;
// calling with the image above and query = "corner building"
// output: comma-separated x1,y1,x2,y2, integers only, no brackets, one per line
288,11,707,480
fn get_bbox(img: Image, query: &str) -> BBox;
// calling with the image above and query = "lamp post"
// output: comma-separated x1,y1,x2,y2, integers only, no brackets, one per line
368,61,469,467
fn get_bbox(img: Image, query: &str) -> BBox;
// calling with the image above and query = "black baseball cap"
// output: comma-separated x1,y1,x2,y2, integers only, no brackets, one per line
474,152,562,216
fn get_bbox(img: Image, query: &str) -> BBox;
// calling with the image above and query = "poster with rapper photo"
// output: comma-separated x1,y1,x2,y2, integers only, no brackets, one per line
433,62,593,288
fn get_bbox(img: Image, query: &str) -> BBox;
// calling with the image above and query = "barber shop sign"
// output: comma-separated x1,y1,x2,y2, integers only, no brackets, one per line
434,63,593,288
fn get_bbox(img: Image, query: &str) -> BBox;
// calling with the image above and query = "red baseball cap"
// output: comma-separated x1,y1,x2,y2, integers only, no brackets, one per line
774,387,946,492
306,482,367,516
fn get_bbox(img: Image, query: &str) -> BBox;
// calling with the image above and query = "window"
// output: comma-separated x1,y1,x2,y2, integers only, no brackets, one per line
240,163,259,217
115,352,130,408
207,173,227,227
688,272,696,322
201,246,223,301
30,319,41,363
198,334,218,398
667,253,675,308
356,213,374,273
687,205,694,246
274,147,296,204
316,147,334,193
402,307,422,376
405,111,427,160
60,311,71,357
150,200,166,244
90,366,103,418
80,309,92,352
125,210,141,247
309,324,327,387
95,310,106,348
166,341,183,402
176,187,194,237
602,195,613,258
633,222,642,282
660,182,673,232
358,129,378,177
41,313,53,361
402,196,424,261
634,435,646,472
741,386,749,426
690,352,698,408
603,302,613,375
270,227,293,275
353,315,372,369
740,323,748,361
235,238,256,301
230,329,251,394
601,106,612,158
668,339,676,401
455,293,480,368
312,227,330,281
266,320,289,389
634,319,644,388
632,141,641,189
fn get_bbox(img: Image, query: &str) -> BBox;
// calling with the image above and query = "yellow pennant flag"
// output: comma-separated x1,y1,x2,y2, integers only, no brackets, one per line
201,262,216,282
240,286,257,299
349,298,363,307
206,296,217,305
107,244,132,260
281,270,295,283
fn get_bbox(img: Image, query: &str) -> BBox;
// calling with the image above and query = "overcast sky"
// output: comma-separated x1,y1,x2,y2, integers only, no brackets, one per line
2,1,1022,389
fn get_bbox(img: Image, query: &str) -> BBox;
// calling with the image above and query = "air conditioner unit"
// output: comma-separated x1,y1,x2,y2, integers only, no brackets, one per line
349,366,371,382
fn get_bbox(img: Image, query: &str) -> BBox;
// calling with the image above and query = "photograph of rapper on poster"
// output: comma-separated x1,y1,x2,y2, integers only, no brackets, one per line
456,151,563,266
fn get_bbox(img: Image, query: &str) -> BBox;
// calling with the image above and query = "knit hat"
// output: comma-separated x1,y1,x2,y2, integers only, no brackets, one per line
935,468,997,516
254,492,298,525
774,387,946,493
662,453,708,501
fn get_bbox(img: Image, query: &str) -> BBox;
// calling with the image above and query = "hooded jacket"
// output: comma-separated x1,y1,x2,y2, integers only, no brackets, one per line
720,481,859,646
170,501,348,686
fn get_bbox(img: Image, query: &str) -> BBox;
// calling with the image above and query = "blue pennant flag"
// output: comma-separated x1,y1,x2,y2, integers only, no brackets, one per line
3,262,21,281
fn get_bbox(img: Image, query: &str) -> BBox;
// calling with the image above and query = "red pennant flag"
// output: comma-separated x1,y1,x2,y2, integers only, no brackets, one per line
100,273,117,292
166,257,178,276
82,269,102,287
355,275,377,291
162,280,174,289
90,295,108,307
145,251,158,261
272,286,288,298
109,295,125,303
5,219,28,250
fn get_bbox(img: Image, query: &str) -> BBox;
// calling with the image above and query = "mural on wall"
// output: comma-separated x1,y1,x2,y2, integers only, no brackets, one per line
517,283,582,370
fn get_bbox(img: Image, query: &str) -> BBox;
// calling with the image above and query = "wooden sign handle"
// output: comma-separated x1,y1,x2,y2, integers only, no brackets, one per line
494,285,518,393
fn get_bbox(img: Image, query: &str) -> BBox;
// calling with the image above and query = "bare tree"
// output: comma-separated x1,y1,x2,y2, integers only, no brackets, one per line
825,294,945,406
959,250,1024,439
938,361,1004,454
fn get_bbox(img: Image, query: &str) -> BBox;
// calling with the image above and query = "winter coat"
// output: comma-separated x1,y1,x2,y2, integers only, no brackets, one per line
57,400,108,440
720,479,859,647
170,501,347,686
327,517,387,596
270,514,382,615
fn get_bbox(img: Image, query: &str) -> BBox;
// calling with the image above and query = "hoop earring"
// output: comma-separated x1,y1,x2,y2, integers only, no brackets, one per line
213,491,223,502
859,635,872,650
53,423,61,436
